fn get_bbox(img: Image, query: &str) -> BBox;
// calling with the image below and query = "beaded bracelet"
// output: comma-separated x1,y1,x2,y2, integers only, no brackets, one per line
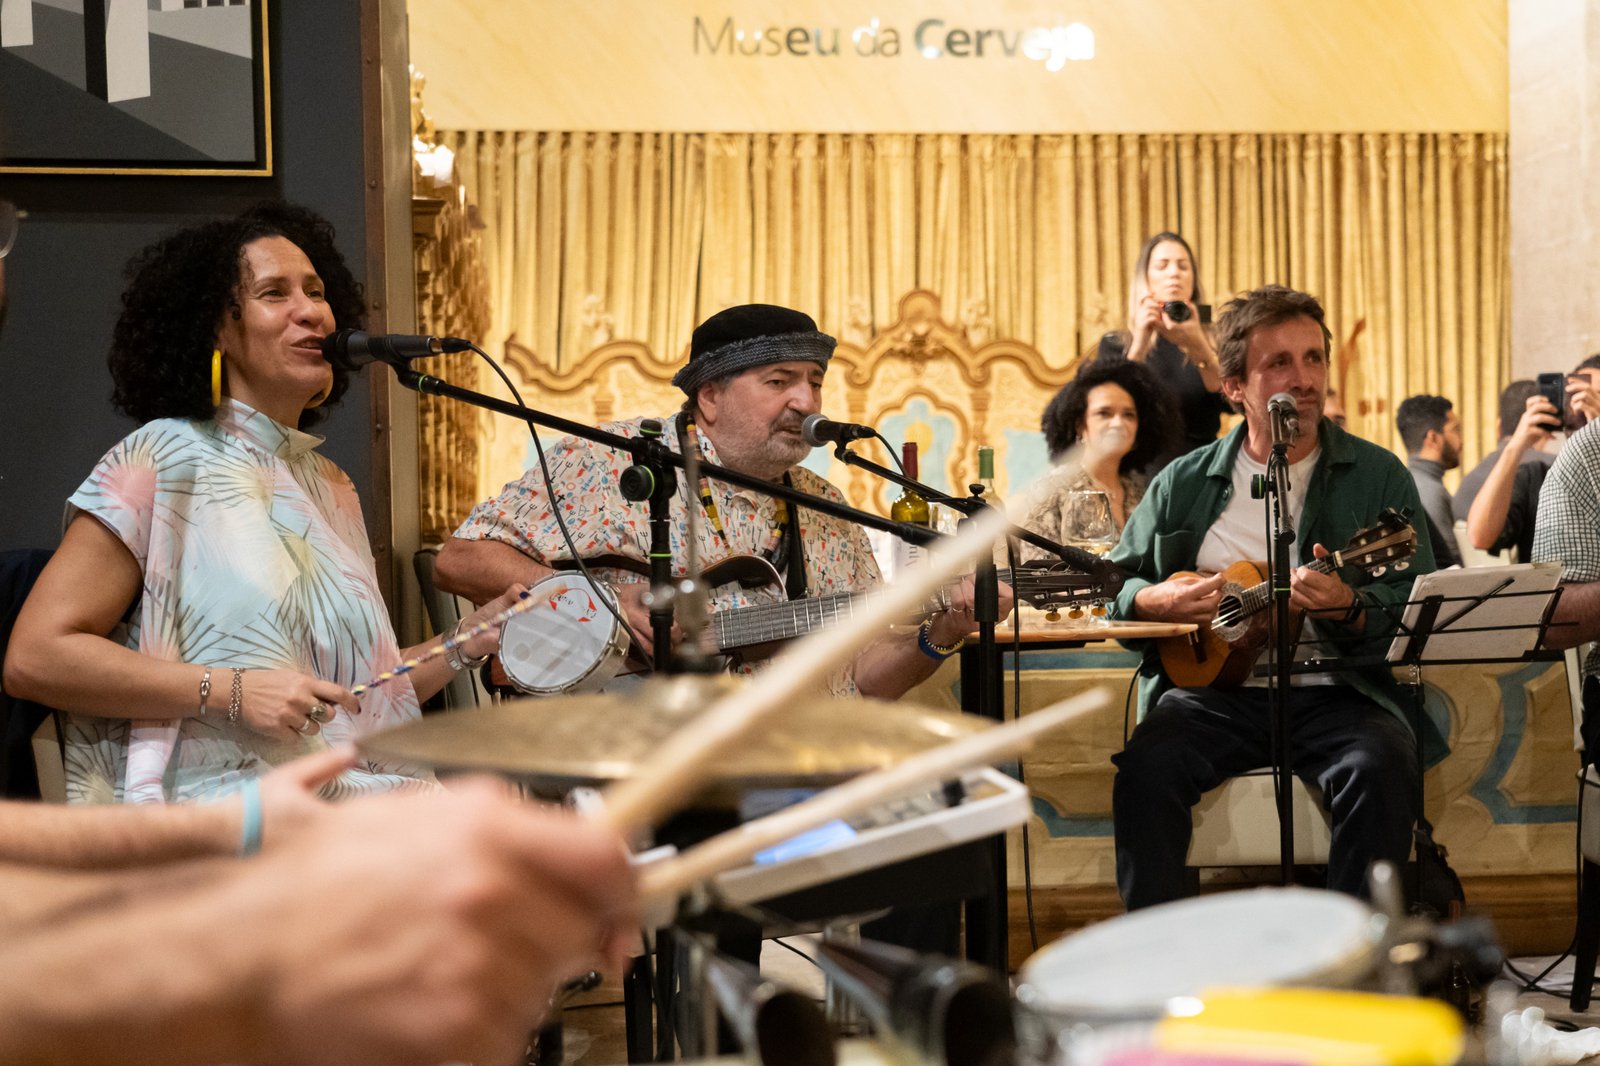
237,777,263,858
227,668,244,725
916,617,967,661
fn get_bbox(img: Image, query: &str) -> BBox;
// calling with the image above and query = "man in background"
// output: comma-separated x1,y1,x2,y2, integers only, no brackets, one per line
1463,359,1600,562
1395,394,1463,568
1531,414,1600,763
1453,381,1553,521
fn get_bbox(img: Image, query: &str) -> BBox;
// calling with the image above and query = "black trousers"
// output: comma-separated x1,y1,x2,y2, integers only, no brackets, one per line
1111,685,1418,911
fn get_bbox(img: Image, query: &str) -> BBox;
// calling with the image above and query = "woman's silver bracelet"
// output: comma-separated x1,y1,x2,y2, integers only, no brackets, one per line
445,619,491,672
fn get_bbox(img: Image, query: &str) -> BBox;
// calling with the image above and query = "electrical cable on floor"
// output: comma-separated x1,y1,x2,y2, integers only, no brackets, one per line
1502,754,1590,998
1504,956,1573,997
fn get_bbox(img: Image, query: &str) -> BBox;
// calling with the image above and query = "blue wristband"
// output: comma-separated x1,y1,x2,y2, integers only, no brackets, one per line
916,617,966,661
238,777,263,858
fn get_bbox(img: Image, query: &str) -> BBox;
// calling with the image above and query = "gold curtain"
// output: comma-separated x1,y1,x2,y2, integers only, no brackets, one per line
444,130,1507,462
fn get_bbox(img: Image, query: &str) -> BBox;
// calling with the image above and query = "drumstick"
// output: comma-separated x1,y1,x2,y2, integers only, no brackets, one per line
348,589,537,698
638,687,1109,903
598,484,1039,834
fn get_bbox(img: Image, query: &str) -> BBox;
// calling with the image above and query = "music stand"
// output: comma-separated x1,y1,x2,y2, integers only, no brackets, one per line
1262,562,1566,898
1381,563,1563,667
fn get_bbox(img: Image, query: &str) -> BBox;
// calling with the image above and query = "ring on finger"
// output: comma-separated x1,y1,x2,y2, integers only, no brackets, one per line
297,717,316,735
307,702,331,724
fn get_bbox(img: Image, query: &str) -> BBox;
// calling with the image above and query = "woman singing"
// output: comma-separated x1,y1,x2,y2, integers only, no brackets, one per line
4,202,521,803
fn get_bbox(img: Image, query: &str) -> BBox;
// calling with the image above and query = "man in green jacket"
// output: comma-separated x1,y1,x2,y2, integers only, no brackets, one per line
1106,284,1435,909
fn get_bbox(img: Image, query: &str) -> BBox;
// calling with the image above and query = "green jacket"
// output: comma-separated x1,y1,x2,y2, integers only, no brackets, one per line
1107,419,1437,729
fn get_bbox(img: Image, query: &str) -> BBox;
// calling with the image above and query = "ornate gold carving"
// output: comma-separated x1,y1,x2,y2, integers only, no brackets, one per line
413,184,490,542
481,290,1079,512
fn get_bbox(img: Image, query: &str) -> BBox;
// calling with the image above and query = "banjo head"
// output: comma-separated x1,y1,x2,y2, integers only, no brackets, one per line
499,572,631,694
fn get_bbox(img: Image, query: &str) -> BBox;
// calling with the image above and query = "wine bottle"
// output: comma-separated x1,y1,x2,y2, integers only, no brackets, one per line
976,444,1016,564
890,442,931,577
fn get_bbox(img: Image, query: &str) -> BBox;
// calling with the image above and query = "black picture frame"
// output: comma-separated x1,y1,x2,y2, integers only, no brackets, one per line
0,0,271,176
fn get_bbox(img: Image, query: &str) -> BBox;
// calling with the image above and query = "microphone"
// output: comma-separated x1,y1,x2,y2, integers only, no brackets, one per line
1267,392,1300,442
321,328,473,371
801,413,876,448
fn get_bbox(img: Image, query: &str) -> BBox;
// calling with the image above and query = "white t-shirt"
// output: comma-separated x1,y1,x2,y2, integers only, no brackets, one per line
1195,443,1339,687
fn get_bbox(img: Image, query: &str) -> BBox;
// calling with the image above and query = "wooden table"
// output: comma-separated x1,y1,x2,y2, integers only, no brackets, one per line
955,613,1194,972
965,617,1197,644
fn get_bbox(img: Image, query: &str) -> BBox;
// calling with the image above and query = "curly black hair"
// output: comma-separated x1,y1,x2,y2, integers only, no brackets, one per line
1041,359,1179,473
109,201,365,429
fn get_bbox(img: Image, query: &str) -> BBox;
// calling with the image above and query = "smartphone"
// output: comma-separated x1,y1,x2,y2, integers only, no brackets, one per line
1536,372,1567,428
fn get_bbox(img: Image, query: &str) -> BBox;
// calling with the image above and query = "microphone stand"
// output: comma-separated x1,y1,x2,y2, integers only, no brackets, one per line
822,438,1121,975
823,441,1119,582
1261,412,1297,887
391,368,945,672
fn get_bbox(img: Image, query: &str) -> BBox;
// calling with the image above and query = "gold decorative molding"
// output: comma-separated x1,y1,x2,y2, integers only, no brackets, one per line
485,290,1081,512
412,190,490,542
502,337,674,394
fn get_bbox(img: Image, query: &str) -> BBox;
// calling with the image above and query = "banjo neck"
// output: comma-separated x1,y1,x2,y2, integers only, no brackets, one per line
710,589,905,654
704,563,1109,655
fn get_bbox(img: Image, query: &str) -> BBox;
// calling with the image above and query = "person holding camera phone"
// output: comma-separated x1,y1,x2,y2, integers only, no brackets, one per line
1090,231,1230,471
1465,355,1600,561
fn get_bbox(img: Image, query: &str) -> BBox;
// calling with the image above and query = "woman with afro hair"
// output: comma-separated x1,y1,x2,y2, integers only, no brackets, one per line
1019,358,1178,562
4,202,523,803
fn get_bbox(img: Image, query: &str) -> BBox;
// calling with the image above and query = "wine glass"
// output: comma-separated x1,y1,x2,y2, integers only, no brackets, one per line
1064,490,1116,626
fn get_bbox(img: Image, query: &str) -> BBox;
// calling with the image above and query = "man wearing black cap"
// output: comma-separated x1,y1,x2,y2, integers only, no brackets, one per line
436,304,1003,697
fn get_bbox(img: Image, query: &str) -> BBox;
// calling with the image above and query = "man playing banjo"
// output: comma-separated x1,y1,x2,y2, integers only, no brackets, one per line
435,303,1010,698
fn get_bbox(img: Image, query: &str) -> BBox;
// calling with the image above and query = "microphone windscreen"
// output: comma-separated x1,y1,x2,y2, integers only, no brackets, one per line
801,413,828,448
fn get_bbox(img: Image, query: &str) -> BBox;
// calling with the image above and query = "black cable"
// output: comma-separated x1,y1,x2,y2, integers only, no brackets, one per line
561,1000,628,1011
1504,760,1589,996
468,343,648,662
770,937,822,967
873,431,906,474
1002,531,1041,956
1504,752,1593,992
1503,956,1572,997
1122,669,1139,748
1501,758,1587,997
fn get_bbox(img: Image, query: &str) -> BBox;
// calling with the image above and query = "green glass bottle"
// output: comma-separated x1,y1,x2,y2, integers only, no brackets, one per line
976,444,1016,565
890,442,930,575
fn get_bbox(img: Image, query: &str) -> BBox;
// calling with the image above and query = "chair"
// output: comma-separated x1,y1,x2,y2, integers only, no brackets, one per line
1565,644,1600,1010
412,546,485,712
1452,520,1503,569
1,548,59,800
1187,769,1334,870
32,714,65,803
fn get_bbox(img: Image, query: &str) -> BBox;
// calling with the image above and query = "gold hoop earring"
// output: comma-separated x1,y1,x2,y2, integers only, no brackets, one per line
305,382,332,409
211,348,223,407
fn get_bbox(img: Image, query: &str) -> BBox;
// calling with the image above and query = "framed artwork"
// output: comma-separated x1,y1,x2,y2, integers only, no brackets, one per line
0,0,271,176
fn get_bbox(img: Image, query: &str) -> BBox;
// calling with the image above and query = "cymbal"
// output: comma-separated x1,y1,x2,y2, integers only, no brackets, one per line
358,674,989,799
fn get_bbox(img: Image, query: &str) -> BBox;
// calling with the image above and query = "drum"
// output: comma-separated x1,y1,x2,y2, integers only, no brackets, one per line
499,573,631,694
1017,888,1378,1023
